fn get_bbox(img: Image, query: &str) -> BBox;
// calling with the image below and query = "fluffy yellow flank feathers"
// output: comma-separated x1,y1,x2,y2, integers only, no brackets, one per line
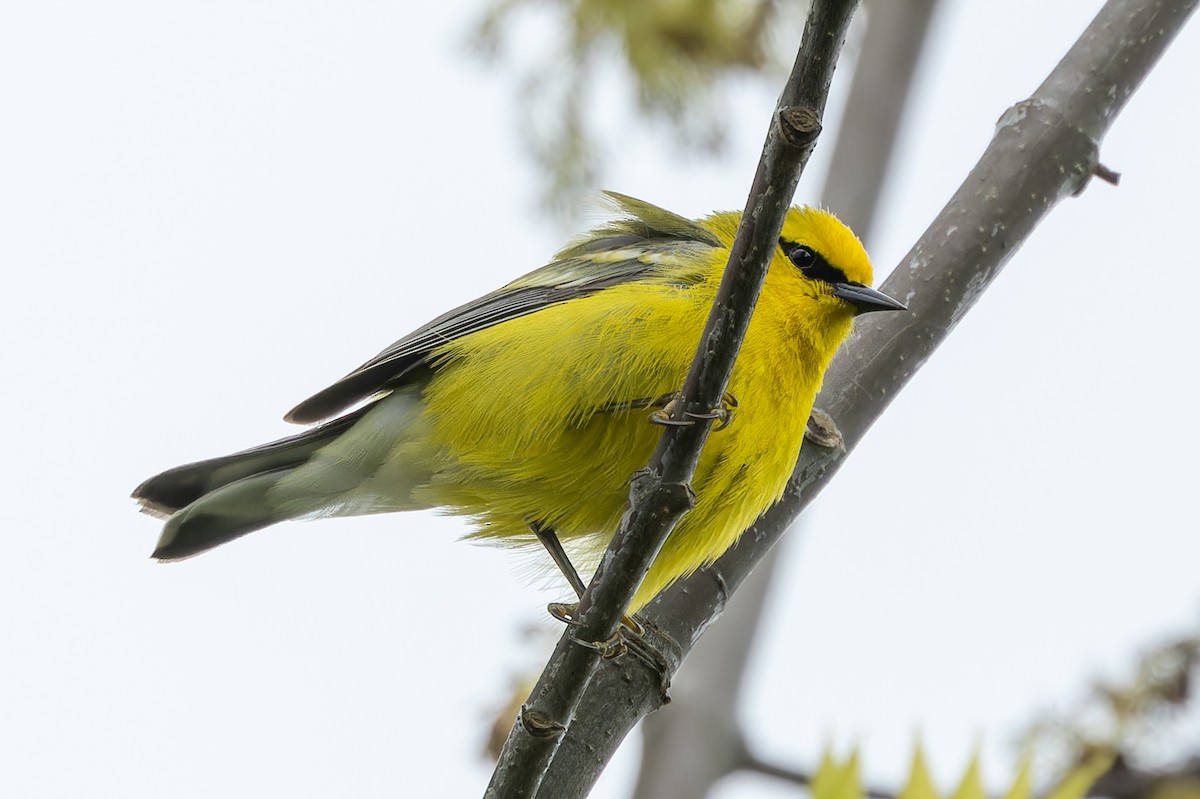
134,193,904,612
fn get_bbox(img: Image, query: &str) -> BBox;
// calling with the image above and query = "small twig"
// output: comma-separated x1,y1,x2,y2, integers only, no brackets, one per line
1093,161,1121,184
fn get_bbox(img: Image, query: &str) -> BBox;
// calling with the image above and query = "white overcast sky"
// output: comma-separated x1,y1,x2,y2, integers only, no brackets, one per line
2,2,1198,798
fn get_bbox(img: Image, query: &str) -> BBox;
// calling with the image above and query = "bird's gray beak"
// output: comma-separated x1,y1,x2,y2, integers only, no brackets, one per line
832,282,907,314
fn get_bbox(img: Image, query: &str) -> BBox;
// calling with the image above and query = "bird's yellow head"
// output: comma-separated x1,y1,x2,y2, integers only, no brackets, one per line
776,206,905,315
699,203,900,314
780,207,872,284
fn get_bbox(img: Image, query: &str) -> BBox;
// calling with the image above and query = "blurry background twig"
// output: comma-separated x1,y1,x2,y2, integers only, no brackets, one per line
472,0,802,217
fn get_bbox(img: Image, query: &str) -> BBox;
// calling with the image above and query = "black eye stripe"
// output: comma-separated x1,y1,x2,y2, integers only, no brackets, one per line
779,239,851,285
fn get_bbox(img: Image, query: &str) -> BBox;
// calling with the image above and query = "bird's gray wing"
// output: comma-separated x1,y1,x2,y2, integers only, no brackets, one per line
284,194,722,424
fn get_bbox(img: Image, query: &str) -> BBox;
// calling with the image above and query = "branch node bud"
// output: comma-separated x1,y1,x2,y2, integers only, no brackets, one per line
778,106,823,148
520,707,567,738
1093,161,1121,185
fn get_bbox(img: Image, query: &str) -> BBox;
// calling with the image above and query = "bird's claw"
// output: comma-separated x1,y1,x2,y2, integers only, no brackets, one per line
648,391,738,431
547,602,584,626
547,602,646,659
578,631,629,660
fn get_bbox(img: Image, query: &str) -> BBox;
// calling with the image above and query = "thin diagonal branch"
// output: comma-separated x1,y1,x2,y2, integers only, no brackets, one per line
484,1,864,796
631,1,942,795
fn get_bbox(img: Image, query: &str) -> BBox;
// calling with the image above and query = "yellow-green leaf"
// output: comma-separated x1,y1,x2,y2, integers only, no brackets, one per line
899,740,940,799
950,748,986,799
1000,752,1034,799
812,748,864,799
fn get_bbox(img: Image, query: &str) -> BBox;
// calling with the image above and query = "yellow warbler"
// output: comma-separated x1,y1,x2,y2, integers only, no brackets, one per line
134,193,904,612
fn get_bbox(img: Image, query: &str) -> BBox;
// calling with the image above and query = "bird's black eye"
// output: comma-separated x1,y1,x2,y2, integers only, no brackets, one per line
786,243,817,271
779,239,849,285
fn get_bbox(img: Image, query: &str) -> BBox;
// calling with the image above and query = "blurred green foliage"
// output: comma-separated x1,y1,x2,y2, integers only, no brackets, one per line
471,0,799,216
815,741,1111,799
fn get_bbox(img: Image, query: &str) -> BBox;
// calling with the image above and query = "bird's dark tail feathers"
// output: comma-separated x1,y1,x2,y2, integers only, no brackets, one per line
133,408,369,561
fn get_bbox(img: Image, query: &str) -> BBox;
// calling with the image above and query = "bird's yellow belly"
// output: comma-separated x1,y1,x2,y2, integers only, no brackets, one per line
416,289,822,611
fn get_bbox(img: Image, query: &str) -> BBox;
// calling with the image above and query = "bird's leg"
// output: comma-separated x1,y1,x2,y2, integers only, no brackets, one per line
531,522,645,647
531,522,588,599
597,392,675,415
